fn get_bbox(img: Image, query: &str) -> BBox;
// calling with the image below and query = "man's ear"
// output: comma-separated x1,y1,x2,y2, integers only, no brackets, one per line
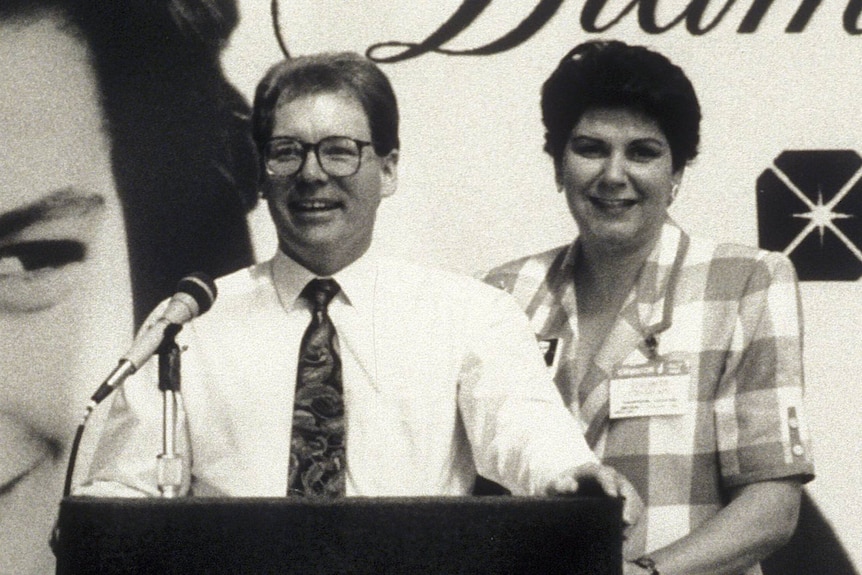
379,149,398,198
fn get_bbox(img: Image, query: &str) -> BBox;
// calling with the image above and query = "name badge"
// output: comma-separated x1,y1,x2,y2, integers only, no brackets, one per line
609,358,690,419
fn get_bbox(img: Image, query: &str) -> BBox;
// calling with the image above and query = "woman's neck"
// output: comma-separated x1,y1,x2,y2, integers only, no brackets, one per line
575,238,655,313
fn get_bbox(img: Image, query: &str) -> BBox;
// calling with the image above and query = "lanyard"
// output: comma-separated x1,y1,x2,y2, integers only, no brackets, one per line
639,231,690,359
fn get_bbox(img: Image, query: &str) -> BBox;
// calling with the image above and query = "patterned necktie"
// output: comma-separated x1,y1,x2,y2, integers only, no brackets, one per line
287,278,346,497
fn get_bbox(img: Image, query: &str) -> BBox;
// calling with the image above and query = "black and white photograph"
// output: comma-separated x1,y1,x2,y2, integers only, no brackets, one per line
1,1,860,573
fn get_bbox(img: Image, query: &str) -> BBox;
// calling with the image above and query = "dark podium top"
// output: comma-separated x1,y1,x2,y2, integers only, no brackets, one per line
55,495,622,574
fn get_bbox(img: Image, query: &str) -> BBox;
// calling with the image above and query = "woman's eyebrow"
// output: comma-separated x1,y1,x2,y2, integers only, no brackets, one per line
0,188,105,240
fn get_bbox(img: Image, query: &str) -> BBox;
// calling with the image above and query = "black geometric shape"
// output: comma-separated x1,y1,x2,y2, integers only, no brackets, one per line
756,150,862,281
790,227,862,281
757,169,812,253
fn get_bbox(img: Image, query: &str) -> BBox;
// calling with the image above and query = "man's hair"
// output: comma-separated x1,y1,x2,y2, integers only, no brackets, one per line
252,52,400,163
541,40,701,172
2,0,258,325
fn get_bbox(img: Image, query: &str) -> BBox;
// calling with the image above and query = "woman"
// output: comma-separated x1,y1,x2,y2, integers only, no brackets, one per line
485,40,814,575
0,1,256,572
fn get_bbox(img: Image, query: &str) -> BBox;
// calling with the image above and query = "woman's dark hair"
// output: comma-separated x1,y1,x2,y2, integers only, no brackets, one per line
2,0,258,326
252,52,400,164
541,40,701,172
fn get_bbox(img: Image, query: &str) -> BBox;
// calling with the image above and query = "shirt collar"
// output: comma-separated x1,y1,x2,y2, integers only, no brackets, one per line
271,245,378,314
552,219,689,340
633,220,689,336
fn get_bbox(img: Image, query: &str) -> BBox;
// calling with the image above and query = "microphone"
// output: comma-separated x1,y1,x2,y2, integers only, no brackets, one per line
86,272,217,410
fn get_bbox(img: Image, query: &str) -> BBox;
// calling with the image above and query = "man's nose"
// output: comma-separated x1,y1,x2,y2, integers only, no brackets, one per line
298,149,328,181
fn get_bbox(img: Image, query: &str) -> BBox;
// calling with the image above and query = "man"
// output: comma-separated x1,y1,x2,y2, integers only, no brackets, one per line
81,53,636,515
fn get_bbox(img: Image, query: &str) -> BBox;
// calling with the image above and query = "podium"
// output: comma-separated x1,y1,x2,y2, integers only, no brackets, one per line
55,495,622,574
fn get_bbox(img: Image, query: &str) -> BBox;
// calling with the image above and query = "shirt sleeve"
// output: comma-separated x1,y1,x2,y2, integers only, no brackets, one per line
75,361,192,497
456,286,597,495
715,251,814,488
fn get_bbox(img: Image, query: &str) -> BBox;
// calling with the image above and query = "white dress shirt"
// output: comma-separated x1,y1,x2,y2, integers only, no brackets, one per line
80,248,596,497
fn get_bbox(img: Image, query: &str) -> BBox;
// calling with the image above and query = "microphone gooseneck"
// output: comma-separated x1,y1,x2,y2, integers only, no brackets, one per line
84,272,218,414
62,272,217,500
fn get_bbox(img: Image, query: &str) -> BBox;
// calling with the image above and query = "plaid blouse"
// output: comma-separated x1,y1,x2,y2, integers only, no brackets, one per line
485,222,814,566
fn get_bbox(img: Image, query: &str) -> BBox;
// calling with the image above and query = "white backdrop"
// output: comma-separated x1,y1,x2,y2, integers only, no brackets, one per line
223,1,862,567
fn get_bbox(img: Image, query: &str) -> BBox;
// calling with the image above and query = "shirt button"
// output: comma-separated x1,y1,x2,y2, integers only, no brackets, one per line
792,444,805,457
788,417,799,429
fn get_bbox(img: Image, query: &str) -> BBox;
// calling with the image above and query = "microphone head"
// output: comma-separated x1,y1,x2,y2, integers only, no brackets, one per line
120,272,218,368
176,272,218,315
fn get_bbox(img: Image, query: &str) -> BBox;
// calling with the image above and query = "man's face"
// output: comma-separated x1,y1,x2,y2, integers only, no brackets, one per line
262,90,398,275
0,16,133,569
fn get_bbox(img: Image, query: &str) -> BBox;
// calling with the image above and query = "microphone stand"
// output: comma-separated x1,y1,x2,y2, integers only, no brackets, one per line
157,324,183,498
52,324,186,559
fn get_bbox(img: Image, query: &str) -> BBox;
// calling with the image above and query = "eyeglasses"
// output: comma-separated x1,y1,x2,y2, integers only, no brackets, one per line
264,136,373,177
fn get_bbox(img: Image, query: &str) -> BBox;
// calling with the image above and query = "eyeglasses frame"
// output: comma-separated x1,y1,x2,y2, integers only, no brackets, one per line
264,136,374,178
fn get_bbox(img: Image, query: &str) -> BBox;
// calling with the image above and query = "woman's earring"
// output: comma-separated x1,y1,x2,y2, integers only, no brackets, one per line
670,183,680,202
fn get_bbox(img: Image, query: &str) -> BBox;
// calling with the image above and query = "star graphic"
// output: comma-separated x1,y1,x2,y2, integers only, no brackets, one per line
771,164,862,261
793,189,854,246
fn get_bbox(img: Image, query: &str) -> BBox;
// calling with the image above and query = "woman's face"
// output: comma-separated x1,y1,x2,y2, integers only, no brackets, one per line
557,106,682,254
0,14,133,573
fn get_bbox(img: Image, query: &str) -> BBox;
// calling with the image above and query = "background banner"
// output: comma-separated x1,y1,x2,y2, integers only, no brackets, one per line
223,1,862,570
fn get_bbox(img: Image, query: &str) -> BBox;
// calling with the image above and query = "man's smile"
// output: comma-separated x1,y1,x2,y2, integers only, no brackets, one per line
289,198,343,213
587,195,638,211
